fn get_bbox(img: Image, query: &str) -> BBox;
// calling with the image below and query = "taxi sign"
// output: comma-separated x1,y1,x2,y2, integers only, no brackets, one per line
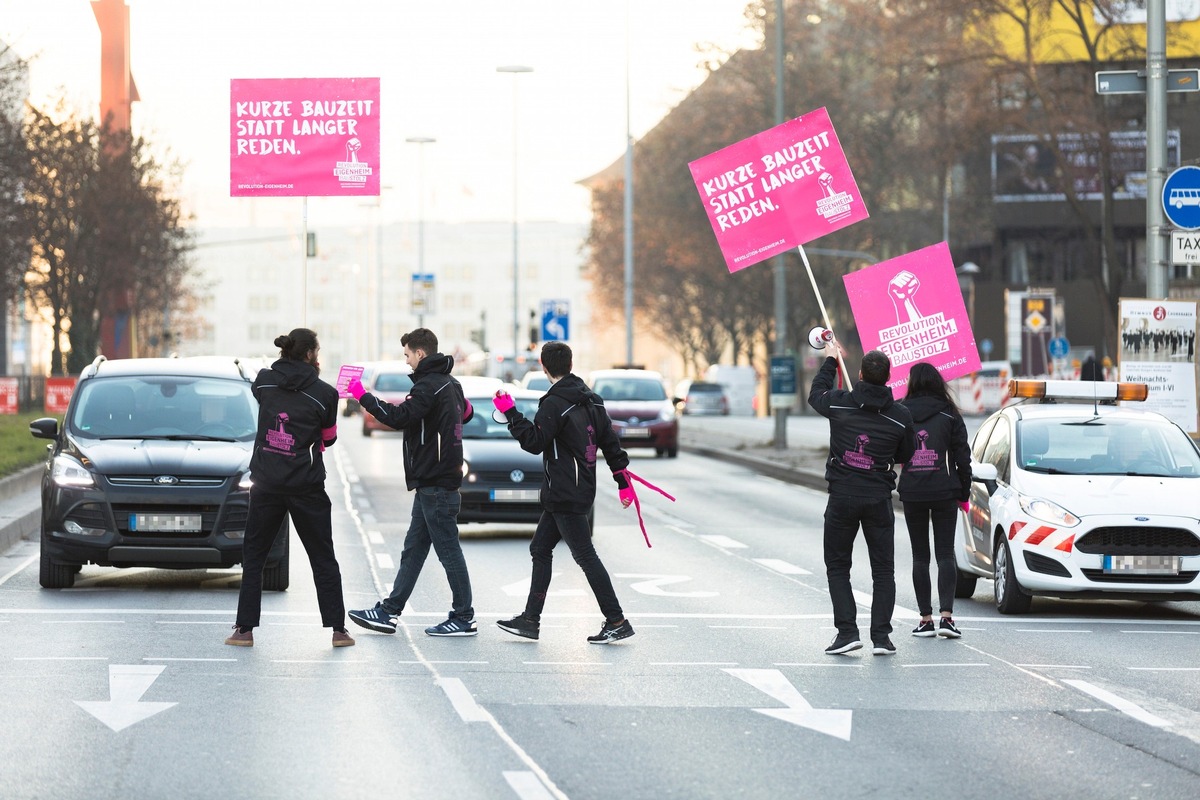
1162,165,1200,231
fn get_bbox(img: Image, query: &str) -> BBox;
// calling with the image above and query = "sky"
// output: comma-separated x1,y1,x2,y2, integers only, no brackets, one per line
1,0,761,230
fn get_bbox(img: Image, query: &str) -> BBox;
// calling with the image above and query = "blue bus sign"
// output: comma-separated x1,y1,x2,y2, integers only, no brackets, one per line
1163,166,1200,231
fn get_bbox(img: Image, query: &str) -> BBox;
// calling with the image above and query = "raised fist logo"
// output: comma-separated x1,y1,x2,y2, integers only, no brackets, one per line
916,429,929,449
345,137,362,163
855,434,870,453
818,172,836,198
888,270,923,324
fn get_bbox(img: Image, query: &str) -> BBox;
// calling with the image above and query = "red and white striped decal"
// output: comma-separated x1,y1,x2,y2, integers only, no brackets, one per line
1008,520,1075,553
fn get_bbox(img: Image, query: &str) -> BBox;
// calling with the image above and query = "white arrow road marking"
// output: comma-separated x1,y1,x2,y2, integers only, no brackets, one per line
501,574,585,597
75,664,177,732
725,668,852,741
614,573,718,597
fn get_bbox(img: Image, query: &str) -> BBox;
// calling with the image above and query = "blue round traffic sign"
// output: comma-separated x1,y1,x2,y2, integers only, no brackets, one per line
1162,165,1200,231
1048,336,1070,359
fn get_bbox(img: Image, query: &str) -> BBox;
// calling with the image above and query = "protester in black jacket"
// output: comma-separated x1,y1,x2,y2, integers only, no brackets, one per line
227,328,354,648
345,329,478,637
491,342,637,644
808,341,915,657
898,362,972,640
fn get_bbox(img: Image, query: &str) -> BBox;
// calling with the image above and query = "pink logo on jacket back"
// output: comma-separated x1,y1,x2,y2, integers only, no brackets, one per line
908,429,939,470
265,412,296,454
842,434,875,470
584,424,598,467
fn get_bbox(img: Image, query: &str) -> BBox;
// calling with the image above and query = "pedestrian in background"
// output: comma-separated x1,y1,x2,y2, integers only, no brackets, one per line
898,362,972,640
808,340,915,656
226,328,355,648
492,341,638,644
345,328,478,637
1079,355,1104,381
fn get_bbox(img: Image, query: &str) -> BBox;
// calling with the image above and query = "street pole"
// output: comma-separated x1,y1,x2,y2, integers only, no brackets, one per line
497,65,533,360
1146,0,1169,299
623,0,635,366
772,0,788,449
406,137,435,329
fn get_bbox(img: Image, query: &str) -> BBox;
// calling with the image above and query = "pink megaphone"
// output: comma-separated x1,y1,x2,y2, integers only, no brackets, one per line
808,326,834,350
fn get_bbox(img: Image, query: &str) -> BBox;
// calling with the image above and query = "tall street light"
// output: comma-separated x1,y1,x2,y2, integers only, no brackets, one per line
406,136,436,328
497,65,533,360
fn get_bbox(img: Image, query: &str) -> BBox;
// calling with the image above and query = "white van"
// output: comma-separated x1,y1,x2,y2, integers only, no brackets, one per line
703,364,759,416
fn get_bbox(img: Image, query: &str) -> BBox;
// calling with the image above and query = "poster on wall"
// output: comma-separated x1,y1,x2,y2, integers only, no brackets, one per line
1117,298,1198,434
230,77,381,197
842,241,981,399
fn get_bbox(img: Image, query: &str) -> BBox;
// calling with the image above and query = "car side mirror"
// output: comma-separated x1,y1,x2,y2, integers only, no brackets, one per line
30,417,59,440
971,461,998,495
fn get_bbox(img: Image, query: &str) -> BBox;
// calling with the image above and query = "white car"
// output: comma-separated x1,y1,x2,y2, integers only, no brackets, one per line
955,379,1200,613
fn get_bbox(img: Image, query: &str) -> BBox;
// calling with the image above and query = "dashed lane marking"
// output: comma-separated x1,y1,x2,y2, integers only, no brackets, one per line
367,530,384,545
699,534,747,549
504,771,556,800
376,552,394,570
753,558,812,575
1063,679,1172,728
439,676,489,722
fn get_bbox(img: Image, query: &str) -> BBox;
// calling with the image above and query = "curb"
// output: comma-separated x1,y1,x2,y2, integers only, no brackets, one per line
0,465,42,555
680,443,828,492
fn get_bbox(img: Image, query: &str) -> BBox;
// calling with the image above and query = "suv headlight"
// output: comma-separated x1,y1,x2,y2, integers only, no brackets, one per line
1018,495,1080,527
52,454,95,488
237,472,253,490
462,460,473,481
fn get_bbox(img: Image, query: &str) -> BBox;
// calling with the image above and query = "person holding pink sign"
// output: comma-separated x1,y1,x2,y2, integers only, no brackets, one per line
897,362,972,640
807,339,915,657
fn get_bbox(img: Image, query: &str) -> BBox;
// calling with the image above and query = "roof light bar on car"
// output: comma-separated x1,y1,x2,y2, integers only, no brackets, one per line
1007,380,1147,402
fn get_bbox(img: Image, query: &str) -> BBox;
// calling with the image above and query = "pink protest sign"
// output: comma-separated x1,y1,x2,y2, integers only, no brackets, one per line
335,364,365,399
842,241,981,398
230,77,380,197
688,108,868,273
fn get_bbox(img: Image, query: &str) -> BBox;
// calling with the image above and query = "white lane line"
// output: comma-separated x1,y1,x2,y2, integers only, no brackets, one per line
851,589,920,621
44,620,125,624
271,660,370,664
14,656,107,661
1016,629,1092,634
367,530,384,545
774,662,863,668
156,621,230,625
699,534,747,549
1063,679,1172,728
650,662,738,666
504,771,556,800
1120,630,1200,635
0,554,37,586
1129,667,1200,672
900,663,990,668
522,661,612,666
143,657,237,662
399,660,489,665
439,677,489,722
1017,664,1092,670
708,625,787,630
634,624,679,628
753,558,812,575
376,553,395,570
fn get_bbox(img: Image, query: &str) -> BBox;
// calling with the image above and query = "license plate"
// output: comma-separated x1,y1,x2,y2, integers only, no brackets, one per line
490,489,540,502
621,428,651,438
1102,554,1181,575
130,513,202,532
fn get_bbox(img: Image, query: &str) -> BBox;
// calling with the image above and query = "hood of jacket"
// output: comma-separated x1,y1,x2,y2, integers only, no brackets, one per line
902,394,953,424
270,358,320,392
542,373,598,408
414,353,454,378
849,380,895,413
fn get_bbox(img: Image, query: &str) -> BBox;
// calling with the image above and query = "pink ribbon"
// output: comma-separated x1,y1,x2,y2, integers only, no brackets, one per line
615,469,676,548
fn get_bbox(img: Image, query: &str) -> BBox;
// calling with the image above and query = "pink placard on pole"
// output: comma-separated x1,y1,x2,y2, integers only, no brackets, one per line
842,242,981,398
230,77,381,197
688,108,868,273
335,364,365,399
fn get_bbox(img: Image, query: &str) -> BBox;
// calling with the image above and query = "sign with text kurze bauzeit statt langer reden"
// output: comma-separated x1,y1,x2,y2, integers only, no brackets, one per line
230,77,381,198
688,107,868,273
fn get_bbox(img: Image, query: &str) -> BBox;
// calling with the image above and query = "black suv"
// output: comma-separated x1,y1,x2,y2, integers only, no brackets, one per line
29,356,289,590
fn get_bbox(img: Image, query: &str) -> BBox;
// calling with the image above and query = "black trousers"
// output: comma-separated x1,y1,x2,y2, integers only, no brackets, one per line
236,486,346,630
525,509,623,624
902,499,959,617
823,494,895,642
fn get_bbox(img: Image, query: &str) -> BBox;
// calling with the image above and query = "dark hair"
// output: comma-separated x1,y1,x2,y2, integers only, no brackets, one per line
906,361,958,412
860,350,891,385
401,328,438,356
540,341,572,379
274,328,319,361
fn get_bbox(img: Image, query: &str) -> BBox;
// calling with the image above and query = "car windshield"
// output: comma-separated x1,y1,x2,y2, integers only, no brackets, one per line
592,378,667,402
373,372,413,393
71,376,257,441
1018,417,1200,477
463,396,541,439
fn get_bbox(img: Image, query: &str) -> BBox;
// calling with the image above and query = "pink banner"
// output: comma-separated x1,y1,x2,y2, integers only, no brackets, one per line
688,108,868,273
842,242,981,398
230,77,380,197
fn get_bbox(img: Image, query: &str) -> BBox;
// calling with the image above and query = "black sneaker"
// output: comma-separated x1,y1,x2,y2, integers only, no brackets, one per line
348,603,397,634
587,619,635,644
824,634,863,655
872,637,897,655
912,620,937,638
425,617,478,637
937,618,962,639
496,614,540,640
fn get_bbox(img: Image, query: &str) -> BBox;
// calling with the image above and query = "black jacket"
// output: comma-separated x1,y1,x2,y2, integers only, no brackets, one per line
807,357,916,498
503,373,630,514
897,395,972,503
249,358,339,493
358,353,470,490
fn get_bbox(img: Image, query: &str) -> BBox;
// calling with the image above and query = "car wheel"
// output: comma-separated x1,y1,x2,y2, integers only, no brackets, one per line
954,569,977,599
39,531,76,588
667,446,678,458
262,534,290,592
362,423,372,437
994,535,1032,614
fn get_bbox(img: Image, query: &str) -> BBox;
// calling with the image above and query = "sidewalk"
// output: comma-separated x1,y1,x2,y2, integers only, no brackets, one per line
0,465,42,555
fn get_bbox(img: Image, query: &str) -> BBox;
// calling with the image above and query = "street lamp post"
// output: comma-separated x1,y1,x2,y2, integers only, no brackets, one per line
497,65,533,361
406,136,436,329
958,261,980,328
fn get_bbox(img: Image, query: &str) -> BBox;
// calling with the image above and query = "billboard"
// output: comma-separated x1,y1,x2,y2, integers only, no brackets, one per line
1118,298,1198,434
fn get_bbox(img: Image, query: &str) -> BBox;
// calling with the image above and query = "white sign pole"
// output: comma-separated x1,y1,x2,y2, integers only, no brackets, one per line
798,244,852,386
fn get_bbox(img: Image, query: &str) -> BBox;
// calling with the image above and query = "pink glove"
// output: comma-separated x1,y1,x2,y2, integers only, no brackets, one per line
959,501,970,514
347,378,365,401
493,391,515,414
619,486,635,508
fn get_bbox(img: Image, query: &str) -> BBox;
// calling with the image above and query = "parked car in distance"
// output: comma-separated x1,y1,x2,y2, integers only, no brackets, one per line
520,371,551,393
703,364,759,416
589,368,678,458
28,355,289,590
360,362,413,436
340,360,380,417
674,379,729,416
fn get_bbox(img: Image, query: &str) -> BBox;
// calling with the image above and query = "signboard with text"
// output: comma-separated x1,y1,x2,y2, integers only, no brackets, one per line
0,377,17,415
45,377,77,415
1118,298,1198,434
230,77,380,197
842,241,980,399
688,108,868,273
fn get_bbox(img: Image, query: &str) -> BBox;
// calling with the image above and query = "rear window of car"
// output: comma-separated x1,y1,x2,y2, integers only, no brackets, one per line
688,383,725,394
373,373,413,393
592,378,667,402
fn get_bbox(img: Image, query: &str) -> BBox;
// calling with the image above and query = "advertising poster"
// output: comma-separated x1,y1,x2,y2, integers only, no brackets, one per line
688,108,868,273
842,241,981,399
1118,298,1198,433
45,377,77,415
0,377,17,415
231,77,380,197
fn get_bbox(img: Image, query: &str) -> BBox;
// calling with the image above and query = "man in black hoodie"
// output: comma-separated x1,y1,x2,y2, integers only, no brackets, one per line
491,342,637,644
345,328,477,637
227,328,354,648
808,341,915,657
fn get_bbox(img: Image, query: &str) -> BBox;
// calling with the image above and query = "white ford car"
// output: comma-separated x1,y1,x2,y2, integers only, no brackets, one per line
955,379,1200,613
